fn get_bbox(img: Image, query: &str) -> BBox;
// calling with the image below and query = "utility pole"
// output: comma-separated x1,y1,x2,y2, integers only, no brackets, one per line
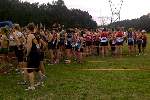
108,0,124,23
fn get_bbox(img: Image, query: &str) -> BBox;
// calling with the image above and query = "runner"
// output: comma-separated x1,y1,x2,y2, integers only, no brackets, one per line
73,30,84,63
85,30,92,56
47,29,59,64
115,28,124,57
0,27,9,64
35,28,47,76
8,28,17,60
59,29,65,61
141,30,147,55
80,30,86,57
91,30,95,55
25,23,43,90
12,24,26,72
136,30,143,55
100,28,109,57
133,30,137,55
65,29,73,64
109,30,116,57
127,28,134,55
93,30,100,56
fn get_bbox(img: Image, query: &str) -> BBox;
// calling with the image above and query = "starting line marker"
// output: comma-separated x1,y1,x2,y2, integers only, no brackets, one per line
88,61,106,63
81,69,150,71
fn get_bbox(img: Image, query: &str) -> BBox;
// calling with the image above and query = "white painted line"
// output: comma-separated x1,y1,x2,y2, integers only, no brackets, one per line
21,68,38,69
81,69,150,71
88,61,106,63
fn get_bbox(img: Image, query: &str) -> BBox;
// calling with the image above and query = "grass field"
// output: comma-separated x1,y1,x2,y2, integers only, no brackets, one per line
0,35,150,100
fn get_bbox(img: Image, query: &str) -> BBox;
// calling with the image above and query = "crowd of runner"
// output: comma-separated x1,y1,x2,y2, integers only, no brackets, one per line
0,23,147,90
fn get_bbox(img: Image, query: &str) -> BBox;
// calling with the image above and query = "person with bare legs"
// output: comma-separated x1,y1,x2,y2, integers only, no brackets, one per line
25,23,43,90
85,30,92,56
74,30,84,63
115,29,124,57
0,27,9,67
136,31,143,56
65,29,73,64
100,28,109,58
141,30,147,55
127,28,134,56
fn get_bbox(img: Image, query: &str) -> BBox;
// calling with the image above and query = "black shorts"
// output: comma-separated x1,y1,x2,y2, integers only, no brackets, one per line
17,50,24,62
134,39,137,45
128,41,134,46
100,42,108,46
9,46,16,52
111,44,116,51
93,41,100,46
137,40,142,45
40,52,44,61
59,39,65,46
75,47,83,52
27,51,40,73
80,48,84,52
86,41,92,46
128,39,134,46
116,42,123,46
65,42,72,49
48,42,57,50
142,42,147,48
14,46,19,57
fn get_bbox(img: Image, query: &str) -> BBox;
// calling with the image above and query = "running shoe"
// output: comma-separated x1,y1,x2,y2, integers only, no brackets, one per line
25,86,35,91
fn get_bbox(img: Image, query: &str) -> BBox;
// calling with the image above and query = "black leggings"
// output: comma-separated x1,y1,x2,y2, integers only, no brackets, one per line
138,43,142,53
137,40,142,54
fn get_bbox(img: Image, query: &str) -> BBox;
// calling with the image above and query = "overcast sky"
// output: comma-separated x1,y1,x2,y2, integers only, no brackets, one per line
21,0,150,24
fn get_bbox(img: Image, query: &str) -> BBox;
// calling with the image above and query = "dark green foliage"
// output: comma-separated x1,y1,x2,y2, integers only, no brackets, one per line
108,14,150,32
0,0,97,28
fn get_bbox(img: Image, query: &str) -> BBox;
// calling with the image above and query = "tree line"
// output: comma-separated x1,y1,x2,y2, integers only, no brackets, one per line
0,0,97,29
108,13,150,32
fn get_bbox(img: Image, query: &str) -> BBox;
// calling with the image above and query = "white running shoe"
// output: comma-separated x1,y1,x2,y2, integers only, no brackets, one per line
25,86,35,91
34,82,44,87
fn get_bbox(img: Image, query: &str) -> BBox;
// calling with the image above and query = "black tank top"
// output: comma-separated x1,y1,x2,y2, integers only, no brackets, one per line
30,33,39,52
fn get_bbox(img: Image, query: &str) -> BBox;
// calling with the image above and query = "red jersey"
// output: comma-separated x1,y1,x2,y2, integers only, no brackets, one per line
86,34,92,42
101,32,108,38
142,35,147,41
92,34,96,42
116,31,123,37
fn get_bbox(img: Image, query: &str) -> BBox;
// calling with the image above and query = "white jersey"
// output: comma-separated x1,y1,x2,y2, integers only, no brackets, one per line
9,33,17,46
16,32,23,38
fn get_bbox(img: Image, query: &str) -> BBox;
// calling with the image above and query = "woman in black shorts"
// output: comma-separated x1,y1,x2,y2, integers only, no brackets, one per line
136,31,143,55
13,24,26,71
74,31,84,63
115,29,124,57
48,29,59,64
141,30,147,55
25,23,42,90
65,29,73,63
127,29,134,55
100,29,109,57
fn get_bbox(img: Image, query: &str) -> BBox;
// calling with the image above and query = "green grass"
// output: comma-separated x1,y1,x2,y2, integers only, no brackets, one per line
1,36,150,100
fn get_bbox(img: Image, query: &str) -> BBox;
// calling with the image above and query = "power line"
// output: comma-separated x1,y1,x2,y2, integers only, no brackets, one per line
108,0,124,23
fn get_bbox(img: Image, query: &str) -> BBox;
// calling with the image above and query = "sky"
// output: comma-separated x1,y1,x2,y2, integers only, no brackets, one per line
21,0,150,25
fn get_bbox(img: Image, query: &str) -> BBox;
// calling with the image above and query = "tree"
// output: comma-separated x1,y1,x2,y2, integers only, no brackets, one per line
0,0,97,28
108,14,150,32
